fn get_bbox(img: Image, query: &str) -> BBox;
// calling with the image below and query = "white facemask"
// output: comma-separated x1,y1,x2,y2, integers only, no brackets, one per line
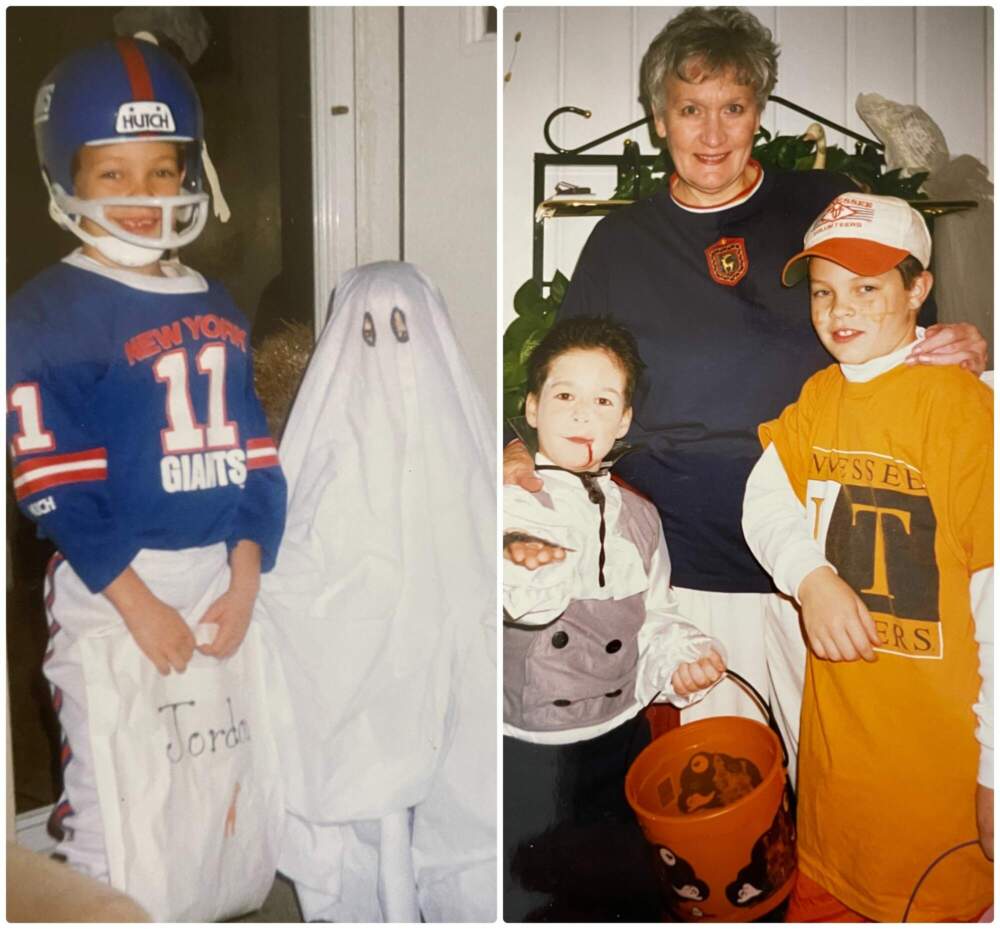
48,198,166,266
45,177,209,267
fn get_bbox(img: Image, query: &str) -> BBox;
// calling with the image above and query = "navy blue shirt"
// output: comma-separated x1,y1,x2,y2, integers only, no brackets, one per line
559,169,857,593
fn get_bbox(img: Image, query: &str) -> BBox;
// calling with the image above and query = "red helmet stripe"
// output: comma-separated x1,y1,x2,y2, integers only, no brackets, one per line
115,38,155,101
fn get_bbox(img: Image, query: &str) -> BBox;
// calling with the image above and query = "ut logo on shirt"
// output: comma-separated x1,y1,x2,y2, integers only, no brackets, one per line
806,450,941,659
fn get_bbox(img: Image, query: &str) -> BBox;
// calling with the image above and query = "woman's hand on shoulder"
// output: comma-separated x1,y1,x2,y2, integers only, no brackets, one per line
906,322,988,374
503,439,543,492
503,442,568,568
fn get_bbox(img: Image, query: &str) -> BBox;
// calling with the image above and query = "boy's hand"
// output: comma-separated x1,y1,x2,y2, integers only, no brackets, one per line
504,440,543,492
104,567,196,675
906,322,987,374
977,784,994,861
798,567,880,662
198,539,261,659
671,649,726,696
123,602,196,676
503,533,567,569
196,586,256,658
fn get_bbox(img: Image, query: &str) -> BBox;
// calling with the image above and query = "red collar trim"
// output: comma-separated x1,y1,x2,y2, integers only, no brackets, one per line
670,160,764,211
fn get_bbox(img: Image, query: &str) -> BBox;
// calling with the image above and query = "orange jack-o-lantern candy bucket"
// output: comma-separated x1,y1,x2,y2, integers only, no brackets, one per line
625,672,796,922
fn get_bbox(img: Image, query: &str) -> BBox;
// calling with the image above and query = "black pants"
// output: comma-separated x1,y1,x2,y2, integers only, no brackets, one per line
503,716,663,922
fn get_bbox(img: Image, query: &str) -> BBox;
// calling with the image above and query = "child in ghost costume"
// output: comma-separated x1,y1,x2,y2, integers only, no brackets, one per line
255,262,496,922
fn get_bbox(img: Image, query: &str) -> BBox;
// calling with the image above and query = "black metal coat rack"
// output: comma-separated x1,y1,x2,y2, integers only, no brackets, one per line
532,97,974,287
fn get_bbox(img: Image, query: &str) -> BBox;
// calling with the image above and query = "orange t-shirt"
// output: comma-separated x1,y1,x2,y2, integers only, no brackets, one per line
760,362,993,922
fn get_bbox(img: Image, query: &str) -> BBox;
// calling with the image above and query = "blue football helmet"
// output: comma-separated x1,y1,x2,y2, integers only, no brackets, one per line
34,38,211,261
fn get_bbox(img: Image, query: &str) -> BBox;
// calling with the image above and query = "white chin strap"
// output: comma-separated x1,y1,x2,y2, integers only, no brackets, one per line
85,234,165,268
84,229,166,268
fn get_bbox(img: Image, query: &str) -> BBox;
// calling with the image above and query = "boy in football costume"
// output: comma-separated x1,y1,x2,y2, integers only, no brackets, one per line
7,38,286,880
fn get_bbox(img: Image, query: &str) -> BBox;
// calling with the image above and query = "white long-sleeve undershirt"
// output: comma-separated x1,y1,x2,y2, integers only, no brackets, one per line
742,338,994,787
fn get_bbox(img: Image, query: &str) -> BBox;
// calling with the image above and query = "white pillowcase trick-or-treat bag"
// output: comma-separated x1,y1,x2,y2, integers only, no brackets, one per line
63,545,286,922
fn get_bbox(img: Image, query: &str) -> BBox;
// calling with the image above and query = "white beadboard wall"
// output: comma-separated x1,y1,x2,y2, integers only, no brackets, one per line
502,6,994,323
404,7,497,413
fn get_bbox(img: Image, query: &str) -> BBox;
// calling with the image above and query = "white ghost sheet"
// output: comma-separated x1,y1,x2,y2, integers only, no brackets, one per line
255,261,497,920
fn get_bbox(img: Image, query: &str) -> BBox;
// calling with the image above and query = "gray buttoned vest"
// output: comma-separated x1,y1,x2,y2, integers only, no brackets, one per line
504,486,662,733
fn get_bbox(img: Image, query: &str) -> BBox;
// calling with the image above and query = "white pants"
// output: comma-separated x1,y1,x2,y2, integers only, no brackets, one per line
673,586,808,787
43,546,230,882
44,555,108,881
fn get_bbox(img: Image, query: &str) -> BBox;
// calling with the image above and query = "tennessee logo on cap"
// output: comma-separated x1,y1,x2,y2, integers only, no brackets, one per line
817,198,875,225
782,193,932,286
704,237,749,286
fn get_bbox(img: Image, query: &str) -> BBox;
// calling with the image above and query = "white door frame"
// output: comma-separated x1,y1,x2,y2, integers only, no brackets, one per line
310,7,401,336
310,7,357,335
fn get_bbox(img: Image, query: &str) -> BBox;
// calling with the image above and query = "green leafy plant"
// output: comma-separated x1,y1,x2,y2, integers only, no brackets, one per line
612,127,929,201
503,270,569,420
506,127,930,418
755,127,930,199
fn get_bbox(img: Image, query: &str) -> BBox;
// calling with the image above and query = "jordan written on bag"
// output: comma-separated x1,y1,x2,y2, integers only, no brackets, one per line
81,622,285,921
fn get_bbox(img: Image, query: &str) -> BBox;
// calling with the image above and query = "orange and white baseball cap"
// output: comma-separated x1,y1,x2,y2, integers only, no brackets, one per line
781,193,932,286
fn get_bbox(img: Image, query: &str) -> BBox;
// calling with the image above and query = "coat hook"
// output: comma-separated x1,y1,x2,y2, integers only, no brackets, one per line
541,96,882,156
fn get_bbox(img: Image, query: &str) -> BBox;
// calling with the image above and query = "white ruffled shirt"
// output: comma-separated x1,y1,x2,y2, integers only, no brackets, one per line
504,455,725,744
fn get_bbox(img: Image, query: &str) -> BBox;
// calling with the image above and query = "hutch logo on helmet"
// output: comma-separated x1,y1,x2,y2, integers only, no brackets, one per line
115,101,176,134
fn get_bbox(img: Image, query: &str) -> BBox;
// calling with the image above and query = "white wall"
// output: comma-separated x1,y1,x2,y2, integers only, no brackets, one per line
502,6,994,323
312,7,497,416
404,7,498,413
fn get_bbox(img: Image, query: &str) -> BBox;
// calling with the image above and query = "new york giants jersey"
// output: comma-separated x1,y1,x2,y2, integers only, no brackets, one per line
7,252,286,593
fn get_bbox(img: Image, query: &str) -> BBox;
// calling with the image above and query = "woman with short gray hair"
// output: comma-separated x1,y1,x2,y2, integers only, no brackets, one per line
641,6,778,116
503,6,986,920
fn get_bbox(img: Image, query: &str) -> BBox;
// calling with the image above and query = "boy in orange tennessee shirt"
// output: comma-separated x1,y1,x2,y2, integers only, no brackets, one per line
742,193,992,921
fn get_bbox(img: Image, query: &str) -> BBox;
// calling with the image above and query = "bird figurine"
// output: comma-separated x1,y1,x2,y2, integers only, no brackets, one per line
855,92,949,176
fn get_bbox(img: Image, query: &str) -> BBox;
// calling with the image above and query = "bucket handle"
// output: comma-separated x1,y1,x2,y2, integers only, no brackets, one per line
724,669,790,771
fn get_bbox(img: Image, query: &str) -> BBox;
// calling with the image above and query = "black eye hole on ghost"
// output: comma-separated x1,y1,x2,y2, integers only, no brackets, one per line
362,311,376,346
390,307,409,343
